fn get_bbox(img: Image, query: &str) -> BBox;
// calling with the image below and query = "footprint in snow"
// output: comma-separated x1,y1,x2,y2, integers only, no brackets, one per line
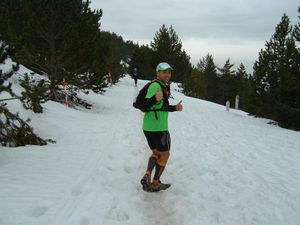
80,217,90,225
72,185,83,196
31,206,48,218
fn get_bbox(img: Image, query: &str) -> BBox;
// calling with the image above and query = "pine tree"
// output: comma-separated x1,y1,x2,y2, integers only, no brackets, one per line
130,44,155,80
218,59,236,104
183,68,207,98
0,0,103,90
20,74,49,113
0,44,47,147
151,25,192,82
253,15,291,115
196,53,219,102
80,31,135,92
0,44,18,97
293,7,300,42
251,13,300,129
235,63,250,109
276,10,300,129
0,106,47,147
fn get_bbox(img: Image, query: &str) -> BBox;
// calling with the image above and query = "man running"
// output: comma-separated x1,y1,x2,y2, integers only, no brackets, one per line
140,62,183,192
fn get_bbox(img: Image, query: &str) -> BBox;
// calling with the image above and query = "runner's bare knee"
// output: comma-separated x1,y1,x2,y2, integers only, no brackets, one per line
157,151,170,166
152,149,159,159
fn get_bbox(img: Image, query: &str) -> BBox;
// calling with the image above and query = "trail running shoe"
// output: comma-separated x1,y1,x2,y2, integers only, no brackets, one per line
149,181,171,192
140,174,151,191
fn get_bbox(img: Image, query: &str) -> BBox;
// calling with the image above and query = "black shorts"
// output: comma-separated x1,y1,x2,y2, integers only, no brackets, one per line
143,131,171,152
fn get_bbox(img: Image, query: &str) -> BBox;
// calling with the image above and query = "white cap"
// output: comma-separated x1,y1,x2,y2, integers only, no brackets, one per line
156,62,173,72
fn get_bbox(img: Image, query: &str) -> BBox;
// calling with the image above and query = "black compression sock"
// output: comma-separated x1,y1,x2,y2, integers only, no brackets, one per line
146,156,157,175
153,163,165,181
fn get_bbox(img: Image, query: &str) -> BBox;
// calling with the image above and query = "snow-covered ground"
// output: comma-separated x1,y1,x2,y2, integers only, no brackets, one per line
1,66,300,225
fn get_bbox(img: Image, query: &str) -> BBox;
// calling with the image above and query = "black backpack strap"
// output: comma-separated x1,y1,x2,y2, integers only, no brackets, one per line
155,81,170,112
147,80,170,116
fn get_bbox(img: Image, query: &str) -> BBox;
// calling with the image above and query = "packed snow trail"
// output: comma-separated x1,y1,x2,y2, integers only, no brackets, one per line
0,74,300,225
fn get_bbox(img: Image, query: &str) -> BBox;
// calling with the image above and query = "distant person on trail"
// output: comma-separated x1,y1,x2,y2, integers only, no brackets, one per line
140,62,183,192
133,68,138,87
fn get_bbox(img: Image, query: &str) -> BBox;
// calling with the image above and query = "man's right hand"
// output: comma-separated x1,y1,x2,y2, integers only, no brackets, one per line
155,88,163,101
176,100,183,111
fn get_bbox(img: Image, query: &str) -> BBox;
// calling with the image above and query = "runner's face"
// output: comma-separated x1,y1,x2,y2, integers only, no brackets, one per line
157,69,171,83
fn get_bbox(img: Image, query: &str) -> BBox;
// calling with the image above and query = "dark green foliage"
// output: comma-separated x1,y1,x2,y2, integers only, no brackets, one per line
251,13,300,130
197,54,219,102
183,53,218,101
293,7,300,42
218,59,236,105
182,68,207,98
0,0,105,91
235,63,250,109
130,44,156,80
0,0,138,109
0,44,48,147
0,106,47,147
0,44,8,63
151,25,192,82
96,32,124,84
183,9,300,130
20,74,49,113
129,25,192,82
183,54,257,113
84,31,136,90
0,44,17,97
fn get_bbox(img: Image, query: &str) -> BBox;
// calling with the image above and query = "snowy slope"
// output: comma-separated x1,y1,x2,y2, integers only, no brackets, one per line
0,71,300,225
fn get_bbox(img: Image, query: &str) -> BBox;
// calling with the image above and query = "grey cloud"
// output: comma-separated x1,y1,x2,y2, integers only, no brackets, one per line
90,0,299,70
92,0,298,40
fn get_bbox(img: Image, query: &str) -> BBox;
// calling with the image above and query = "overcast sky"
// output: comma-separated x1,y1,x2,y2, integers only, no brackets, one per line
90,0,299,72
